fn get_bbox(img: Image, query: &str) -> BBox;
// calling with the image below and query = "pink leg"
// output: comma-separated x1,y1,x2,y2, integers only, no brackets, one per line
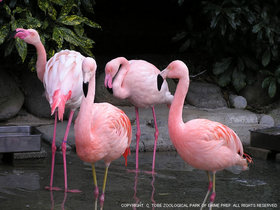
151,106,159,172
135,107,141,170
45,111,61,191
209,173,216,210
201,172,212,209
61,110,80,193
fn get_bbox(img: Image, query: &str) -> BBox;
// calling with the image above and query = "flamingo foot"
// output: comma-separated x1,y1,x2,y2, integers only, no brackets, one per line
144,170,157,175
45,186,62,191
66,189,82,193
127,168,141,174
100,193,105,210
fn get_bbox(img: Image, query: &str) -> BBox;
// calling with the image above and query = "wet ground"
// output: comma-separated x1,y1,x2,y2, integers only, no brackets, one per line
0,145,279,210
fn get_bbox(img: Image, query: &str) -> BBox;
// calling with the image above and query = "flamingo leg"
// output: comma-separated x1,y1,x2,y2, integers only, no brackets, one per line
92,164,99,210
46,111,61,191
135,107,141,170
61,110,80,192
100,166,109,210
151,106,159,172
200,171,212,210
209,173,216,210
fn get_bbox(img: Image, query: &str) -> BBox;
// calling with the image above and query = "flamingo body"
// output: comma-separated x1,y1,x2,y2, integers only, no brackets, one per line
110,59,172,108
75,102,132,165
158,60,251,208
170,119,246,172
75,58,131,209
44,50,85,120
14,28,95,192
105,57,173,171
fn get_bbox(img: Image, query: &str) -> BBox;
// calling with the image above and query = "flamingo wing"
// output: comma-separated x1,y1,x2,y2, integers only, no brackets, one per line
181,119,247,172
43,50,85,119
90,103,132,165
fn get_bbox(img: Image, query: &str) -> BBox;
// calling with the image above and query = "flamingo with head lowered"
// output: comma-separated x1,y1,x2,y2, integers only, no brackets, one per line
14,28,96,192
104,57,173,172
157,60,252,209
74,57,132,210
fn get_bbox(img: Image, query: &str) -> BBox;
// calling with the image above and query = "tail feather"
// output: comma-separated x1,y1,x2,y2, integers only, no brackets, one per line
51,90,72,121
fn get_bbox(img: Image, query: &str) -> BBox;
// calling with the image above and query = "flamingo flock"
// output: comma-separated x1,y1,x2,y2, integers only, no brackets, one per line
13,28,252,209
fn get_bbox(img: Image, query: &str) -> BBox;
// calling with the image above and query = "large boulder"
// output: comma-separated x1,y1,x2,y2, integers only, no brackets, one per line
241,73,278,107
186,81,228,108
21,69,51,118
0,70,24,120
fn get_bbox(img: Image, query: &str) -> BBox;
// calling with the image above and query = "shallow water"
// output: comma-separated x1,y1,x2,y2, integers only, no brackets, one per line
0,148,279,210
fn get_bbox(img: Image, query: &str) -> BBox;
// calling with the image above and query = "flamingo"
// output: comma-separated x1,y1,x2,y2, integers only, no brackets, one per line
157,60,252,209
74,57,132,210
104,57,173,172
14,28,94,192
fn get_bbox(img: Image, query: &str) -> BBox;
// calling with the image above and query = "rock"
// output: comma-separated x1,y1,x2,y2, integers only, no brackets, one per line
0,70,24,120
241,73,278,107
268,103,280,126
259,115,274,127
21,69,51,118
229,94,247,109
186,81,227,108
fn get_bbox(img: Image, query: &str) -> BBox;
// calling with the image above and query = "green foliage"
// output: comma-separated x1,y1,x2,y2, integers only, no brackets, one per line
176,0,280,98
0,0,100,71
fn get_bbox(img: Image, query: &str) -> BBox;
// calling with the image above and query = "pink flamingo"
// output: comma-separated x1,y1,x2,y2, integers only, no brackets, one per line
104,57,173,172
74,57,132,210
14,28,94,192
157,60,252,209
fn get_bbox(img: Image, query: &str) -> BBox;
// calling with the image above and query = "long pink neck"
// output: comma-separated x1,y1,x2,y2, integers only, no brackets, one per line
168,75,189,136
34,42,47,82
113,57,130,85
78,73,96,133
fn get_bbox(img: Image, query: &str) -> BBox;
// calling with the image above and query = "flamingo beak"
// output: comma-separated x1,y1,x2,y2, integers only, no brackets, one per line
104,74,113,94
104,74,113,88
83,82,89,97
13,28,28,39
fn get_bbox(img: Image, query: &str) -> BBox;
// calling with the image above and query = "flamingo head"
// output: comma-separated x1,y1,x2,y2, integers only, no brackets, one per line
82,57,97,97
104,62,117,89
14,28,41,45
157,60,189,91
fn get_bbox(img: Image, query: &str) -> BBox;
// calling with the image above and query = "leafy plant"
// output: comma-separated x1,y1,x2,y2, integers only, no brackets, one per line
175,0,280,98
0,0,100,71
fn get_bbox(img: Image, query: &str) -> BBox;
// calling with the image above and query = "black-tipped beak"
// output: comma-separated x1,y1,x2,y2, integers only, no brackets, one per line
106,87,113,94
157,74,164,91
83,82,89,97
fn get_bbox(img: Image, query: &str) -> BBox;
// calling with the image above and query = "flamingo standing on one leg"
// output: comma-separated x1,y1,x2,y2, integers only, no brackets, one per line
14,28,95,192
74,57,132,210
104,57,173,172
157,60,252,209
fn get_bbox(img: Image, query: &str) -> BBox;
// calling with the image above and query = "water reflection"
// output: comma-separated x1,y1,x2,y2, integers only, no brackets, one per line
0,170,40,196
50,191,67,210
132,170,156,210
0,151,279,210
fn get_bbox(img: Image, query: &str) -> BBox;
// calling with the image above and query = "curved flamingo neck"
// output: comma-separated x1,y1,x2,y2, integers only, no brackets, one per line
34,41,47,82
168,75,189,135
112,57,130,98
78,72,96,134
85,73,96,105
113,57,129,81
